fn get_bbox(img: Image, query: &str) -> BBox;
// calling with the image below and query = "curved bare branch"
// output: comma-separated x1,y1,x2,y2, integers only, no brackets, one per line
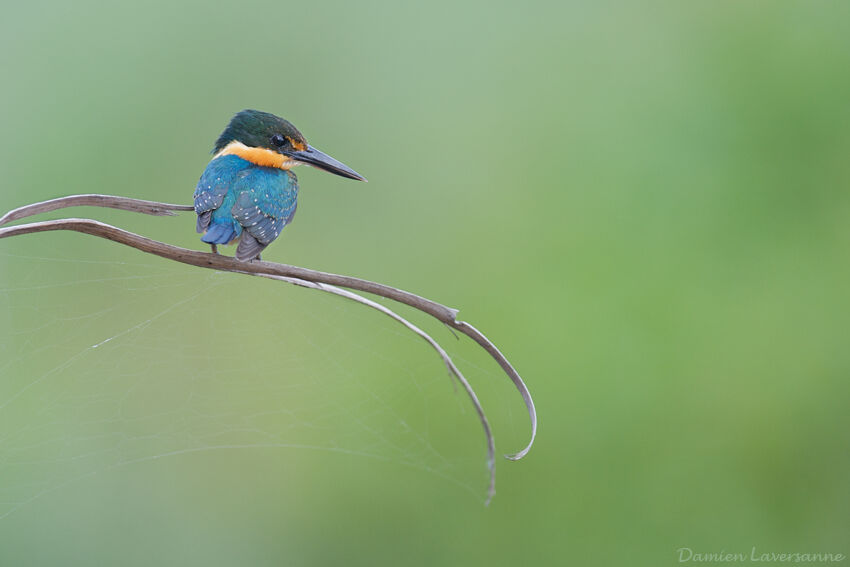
0,194,193,226
455,321,536,461
252,273,497,503
0,195,536,500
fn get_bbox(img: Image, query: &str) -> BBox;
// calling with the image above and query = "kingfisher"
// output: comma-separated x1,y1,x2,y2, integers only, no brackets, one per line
193,109,365,261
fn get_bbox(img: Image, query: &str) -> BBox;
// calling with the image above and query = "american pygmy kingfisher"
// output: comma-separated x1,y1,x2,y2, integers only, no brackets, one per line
194,109,365,261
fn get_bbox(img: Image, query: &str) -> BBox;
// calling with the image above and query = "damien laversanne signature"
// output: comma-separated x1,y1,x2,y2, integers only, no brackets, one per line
677,547,846,563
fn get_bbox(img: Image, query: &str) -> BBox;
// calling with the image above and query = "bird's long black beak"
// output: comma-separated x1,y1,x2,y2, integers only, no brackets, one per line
288,145,366,181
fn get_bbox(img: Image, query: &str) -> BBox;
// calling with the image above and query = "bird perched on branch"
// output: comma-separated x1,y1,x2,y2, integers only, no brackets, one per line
194,109,365,261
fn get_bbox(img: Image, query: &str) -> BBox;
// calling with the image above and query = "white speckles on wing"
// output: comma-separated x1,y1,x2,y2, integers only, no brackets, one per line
196,157,298,255
232,191,295,248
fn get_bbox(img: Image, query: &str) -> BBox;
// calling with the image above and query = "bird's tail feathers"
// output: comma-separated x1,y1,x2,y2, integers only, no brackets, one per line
201,223,237,245
235,232,268,261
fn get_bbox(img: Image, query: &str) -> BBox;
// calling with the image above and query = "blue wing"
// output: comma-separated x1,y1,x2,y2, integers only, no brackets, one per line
193,155,299,260
193,154,252,236
230,168,299,261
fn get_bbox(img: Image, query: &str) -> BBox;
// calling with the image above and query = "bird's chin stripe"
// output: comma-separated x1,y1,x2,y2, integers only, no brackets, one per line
214,141,291,169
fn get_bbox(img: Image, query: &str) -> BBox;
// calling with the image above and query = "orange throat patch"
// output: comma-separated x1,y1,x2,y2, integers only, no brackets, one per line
214,141,293,169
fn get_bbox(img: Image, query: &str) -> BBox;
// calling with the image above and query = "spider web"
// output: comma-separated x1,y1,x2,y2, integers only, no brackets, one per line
0,245,509,519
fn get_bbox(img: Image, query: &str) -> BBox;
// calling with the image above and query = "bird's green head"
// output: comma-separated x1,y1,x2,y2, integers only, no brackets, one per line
213,109,365,181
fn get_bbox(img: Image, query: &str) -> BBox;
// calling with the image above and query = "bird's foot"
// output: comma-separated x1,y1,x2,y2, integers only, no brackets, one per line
210,244,219,254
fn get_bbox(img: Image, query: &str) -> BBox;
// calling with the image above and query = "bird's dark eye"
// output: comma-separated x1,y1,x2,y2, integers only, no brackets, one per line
270,134,287,147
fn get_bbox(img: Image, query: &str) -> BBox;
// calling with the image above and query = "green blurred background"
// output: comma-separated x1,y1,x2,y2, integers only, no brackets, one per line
1,1,848,565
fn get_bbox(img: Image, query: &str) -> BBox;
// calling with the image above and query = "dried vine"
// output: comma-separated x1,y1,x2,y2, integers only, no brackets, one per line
0,194,537,503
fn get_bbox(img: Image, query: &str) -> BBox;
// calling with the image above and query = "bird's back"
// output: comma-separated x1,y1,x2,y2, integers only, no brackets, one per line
194,154,299,260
